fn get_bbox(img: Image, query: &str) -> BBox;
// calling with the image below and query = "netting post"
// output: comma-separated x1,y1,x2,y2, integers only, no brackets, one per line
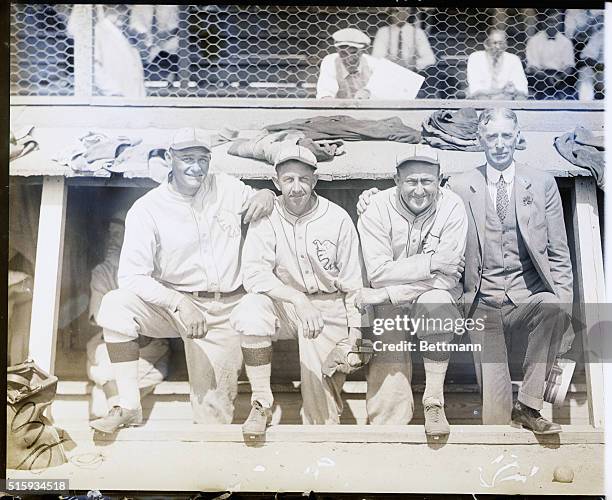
72,4,93,97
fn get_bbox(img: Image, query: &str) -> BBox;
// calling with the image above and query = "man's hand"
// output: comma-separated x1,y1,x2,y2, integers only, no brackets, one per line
241,189,275,224
430,253,465,279
293,296,324,339
356,187,379,215
354,287,390,312
177,297,207,339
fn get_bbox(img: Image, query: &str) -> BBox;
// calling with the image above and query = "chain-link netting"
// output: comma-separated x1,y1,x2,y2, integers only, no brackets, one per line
10,4,605,100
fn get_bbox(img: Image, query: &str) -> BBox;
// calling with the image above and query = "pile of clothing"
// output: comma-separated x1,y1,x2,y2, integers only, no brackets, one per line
54,132,168,181
265,115,422,143
9,126,38,161
422,108,526,151
554,126,605,189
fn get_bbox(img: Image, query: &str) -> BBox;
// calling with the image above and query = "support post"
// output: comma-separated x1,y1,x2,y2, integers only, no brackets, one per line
571,177,606,428
28,176,67,374
72,4,93,97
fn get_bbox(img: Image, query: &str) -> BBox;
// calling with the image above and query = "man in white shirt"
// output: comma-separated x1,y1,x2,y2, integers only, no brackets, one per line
467,29,528,100
316,28,423,100
90,128,275,433
525,11,576,99
230,144,368,439
372,7,436,72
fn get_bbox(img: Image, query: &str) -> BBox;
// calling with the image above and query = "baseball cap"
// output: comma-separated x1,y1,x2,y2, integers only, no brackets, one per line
332,28,370,49
169,128,212,152
274,143,318,170
395,145,440,169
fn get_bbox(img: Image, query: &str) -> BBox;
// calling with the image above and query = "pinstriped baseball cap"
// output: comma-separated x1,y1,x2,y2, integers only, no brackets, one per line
274,143,318,169
169,128,212,152
395,144,440,169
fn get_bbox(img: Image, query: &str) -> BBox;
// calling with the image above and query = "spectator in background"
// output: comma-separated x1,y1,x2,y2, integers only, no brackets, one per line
578,27,604,100
317,28,374,99
467,29,528,100
372,7,436,72
317,28,424,100
90,5,146,98
525,10,575,100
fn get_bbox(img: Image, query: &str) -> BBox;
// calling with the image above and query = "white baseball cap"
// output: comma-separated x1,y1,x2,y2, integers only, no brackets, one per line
274,143,318,169
169,128,212,152
332,28,370,48
395,145,440,169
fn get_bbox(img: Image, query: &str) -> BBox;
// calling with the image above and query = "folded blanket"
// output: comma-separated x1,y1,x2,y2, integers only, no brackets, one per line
554,126,605,188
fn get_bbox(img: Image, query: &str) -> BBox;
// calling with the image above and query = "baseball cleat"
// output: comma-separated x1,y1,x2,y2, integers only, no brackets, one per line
424,403,450,437
242,400,272,441
90,406,143,434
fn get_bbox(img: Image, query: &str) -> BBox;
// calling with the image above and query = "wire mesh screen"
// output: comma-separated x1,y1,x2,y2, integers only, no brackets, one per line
10,4,605,100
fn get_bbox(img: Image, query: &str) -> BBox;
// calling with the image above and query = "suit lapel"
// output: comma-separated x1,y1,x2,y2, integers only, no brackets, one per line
514,167,532,246
467,165,487,261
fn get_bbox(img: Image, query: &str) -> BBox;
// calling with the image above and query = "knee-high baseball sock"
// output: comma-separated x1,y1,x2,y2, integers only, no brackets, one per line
106,335,140,410
422,356,449,407
241,335,273,409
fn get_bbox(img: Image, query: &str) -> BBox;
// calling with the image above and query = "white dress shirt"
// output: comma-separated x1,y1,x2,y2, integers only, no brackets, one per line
372,23,436,71
486,162,515,212
467,51,528,97
118,173,255,310
526,31,575,71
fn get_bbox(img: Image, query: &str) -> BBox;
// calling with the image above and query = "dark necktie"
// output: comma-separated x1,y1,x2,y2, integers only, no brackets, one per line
496,176,509,221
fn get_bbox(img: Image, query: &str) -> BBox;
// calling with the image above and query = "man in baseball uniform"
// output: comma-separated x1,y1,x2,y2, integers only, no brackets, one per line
90,128,275,433
230,144,369,439
357,146,468,436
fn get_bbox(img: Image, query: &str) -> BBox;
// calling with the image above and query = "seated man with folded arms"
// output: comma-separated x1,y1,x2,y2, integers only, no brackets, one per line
230,144,369,439
90,128,275,433
356,146,468,436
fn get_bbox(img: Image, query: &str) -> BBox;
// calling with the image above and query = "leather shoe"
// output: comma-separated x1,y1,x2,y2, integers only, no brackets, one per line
511,401,561,435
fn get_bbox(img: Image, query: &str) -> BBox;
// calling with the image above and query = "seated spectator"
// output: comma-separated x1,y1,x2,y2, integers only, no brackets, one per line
317,28,424,100
525,10,576,100
466,29,528,100
578,27,604,100
372,7,436,72
317,28,375,99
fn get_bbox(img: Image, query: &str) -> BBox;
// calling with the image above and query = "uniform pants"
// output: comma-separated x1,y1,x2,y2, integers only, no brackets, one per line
230,292,349,424
366,289,458,425
469,292,566,424
97,289,243,424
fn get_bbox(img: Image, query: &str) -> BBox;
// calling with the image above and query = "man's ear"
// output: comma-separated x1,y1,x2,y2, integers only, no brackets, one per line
164,150,172,164
312,173,319,189
272,175,281,192
393,172,401,186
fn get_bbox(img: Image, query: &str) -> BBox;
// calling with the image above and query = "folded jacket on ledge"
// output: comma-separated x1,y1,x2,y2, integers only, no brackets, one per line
265,115,421,143
422,108,526,151
10,126,38,161
228,130,343,165
554,126,605,188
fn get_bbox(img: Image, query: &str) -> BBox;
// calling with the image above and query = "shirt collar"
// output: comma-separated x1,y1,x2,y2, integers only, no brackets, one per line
487,162,515,185
337,54,369,80
278,192,320,225
394,187,439,224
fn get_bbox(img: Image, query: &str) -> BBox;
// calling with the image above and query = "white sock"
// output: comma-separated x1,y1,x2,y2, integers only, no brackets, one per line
423,357,449,407
241,335,273,408
111,360,141,410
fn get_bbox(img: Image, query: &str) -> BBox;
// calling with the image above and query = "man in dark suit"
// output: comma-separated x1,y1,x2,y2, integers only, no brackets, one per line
447,108,573,433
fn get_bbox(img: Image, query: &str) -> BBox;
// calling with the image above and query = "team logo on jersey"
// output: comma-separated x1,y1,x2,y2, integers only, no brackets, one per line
215,210,241,237
313,239,338,272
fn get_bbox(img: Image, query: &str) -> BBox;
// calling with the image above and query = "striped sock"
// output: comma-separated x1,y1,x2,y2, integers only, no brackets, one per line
241,335,273,408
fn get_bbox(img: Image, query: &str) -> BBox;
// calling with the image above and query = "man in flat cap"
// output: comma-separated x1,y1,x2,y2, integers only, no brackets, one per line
230,144,370,439
356,145,468,436
91,127,276,433
317,28,376,99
